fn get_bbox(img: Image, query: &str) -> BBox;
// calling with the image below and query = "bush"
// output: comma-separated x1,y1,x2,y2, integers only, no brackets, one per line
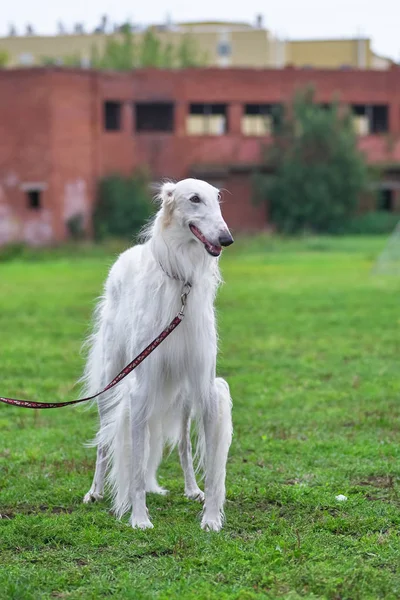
0,243,26,262
253,86,370,234
343,211,399,235
66,213,86,240
93,171,154,241
0,49,9,68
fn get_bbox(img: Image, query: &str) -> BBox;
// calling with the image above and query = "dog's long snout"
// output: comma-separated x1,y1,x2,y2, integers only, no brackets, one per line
219,231,234,247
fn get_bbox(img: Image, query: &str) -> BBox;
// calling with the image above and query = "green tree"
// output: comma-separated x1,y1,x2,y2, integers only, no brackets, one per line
176,34,208,67
162,42,175,68
90,28,205,70
139,30,162,67
42,29,206,71
93,170,154,240
40,53,83,67
253,87,370,234
63,52,84,67
0,49,9,67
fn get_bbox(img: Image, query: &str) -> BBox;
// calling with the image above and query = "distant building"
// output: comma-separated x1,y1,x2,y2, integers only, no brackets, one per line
0,66,399,245
0,18,393,70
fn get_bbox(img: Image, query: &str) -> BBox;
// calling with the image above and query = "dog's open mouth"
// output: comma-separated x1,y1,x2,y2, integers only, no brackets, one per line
189,224,222,257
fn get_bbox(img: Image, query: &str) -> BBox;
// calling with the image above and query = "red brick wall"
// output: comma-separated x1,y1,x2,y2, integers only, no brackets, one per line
0,70,53,244
98,67,400,181
49,71,96,241
1,66,400,244
97,72,136,176
221,174,268,233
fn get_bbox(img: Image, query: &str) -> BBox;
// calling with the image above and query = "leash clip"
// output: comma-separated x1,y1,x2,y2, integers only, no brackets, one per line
179,283,192,318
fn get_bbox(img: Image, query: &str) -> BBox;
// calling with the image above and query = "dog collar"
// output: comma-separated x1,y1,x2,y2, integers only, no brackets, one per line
158,261,192,287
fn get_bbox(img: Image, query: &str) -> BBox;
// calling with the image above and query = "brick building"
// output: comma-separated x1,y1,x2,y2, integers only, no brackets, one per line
1,66,400,245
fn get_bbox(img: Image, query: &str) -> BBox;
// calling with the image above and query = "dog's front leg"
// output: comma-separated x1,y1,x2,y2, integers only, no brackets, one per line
201,378,233,532
129,387,153,530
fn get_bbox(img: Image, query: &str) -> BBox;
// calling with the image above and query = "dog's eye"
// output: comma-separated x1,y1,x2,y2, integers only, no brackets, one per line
190,195,201,204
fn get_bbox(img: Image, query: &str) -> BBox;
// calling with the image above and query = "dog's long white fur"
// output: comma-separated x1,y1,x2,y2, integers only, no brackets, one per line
82,178,233,531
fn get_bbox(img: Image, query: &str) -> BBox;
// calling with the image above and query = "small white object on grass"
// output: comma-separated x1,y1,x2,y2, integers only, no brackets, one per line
335,494,347,502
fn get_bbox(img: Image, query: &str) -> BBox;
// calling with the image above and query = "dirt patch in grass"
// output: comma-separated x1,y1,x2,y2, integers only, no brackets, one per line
0,505,75,519
356,475,396,488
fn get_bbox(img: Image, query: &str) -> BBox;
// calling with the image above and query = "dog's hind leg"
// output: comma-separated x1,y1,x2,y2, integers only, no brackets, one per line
83,390,116,505
83,311,122,504
83,401,109,504
129,384,153,529
146,416,168,495
179,410,204,502
83,438,107,502
201,378,232,532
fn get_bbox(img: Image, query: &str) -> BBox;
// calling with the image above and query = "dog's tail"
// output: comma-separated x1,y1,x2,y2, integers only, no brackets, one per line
108,392,132,518
94,388,132,518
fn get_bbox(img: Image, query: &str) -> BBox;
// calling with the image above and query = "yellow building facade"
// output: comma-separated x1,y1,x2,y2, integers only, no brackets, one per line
0,19,393,70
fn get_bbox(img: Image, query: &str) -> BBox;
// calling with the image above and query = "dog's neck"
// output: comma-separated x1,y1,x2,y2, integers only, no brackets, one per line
149,212,220,288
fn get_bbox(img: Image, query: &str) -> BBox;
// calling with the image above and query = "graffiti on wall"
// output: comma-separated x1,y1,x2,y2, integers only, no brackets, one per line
0,203,19,245
0,175,91,245
23,210,54,246
63,179,89,224
0,173,54,246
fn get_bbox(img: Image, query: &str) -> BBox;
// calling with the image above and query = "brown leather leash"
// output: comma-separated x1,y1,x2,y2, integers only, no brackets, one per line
0,283,191,410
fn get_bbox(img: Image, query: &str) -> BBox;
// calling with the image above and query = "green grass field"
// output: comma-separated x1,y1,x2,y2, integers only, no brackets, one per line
1,236,400,599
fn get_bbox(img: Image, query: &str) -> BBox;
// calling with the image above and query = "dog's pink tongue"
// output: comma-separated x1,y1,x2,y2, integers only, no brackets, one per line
190,224,221,256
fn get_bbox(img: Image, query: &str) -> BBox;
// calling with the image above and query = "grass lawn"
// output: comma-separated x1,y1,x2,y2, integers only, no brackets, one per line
0,235,400,599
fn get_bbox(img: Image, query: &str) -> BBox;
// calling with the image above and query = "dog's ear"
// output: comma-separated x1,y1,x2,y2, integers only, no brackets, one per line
157,182,176,228
159,181,176,207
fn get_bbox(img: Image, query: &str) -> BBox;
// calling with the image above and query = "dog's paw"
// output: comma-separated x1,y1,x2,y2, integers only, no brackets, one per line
185,488,205,503
83,490,103,504
146,484,169,496
130,516,154,530
201,515,223,532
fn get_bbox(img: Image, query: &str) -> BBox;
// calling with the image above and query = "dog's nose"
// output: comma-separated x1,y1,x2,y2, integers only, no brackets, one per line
219,232,234,247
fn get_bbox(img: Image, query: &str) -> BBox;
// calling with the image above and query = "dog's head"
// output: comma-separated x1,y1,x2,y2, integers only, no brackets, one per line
157,179,233,257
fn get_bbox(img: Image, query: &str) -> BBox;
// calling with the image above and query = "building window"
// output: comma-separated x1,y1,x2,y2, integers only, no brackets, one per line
135,103,174,132
242,104,282,136
377,188,394,212
187,104,228,135
352,104,389,135
352,105,369,135
104,101,122,131
217,41,231,57
26,189,42,210
371,105,389,134
19,52,34,65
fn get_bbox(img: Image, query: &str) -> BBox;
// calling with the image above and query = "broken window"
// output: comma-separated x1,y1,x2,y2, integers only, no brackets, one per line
135,103,174,132
351,104,389,135
242,104,282,136
26,189,42,210
104,101,122,131
377,188,394,212
352,105,369,135
187,104,228,135
371,105,389,134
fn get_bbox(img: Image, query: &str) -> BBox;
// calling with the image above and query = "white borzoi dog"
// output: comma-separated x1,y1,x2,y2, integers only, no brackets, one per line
82,178,234,531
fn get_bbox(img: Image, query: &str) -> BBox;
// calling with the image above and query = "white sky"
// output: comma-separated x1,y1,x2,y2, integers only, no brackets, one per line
1,0,399,61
